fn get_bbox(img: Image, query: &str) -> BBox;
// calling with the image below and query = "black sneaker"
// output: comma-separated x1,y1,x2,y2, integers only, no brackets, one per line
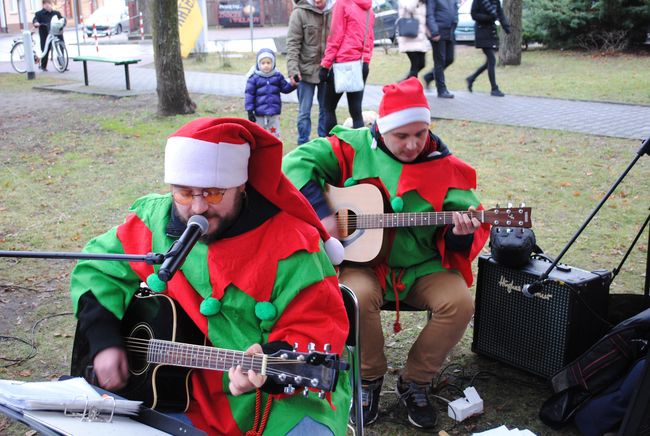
396,377,438,429
423,71,435,90
437,89,455,98
491,89,506,97
350,377,383,427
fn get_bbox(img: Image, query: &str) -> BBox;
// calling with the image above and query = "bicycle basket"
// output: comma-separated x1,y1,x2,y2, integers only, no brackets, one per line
50,17,65,35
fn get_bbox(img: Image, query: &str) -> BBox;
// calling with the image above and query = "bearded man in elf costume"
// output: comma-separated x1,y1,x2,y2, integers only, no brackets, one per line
70,118,351,435
283,77,490,429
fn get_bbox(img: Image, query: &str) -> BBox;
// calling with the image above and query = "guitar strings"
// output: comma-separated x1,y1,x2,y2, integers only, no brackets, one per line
336,211,483,225
123,337,327,379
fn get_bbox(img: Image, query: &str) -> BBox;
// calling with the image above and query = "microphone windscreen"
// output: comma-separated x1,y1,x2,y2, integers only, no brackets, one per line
188,215,209,235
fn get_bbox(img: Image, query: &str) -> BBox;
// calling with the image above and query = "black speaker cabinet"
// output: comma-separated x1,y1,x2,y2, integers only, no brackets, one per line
472,254,612,379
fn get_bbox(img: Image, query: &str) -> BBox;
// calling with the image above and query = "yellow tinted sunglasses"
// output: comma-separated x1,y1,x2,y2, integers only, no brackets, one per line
172,188,227,205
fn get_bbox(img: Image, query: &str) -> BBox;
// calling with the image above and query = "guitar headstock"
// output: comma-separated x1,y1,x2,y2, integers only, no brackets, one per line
267,343,349,397
483,204,532,228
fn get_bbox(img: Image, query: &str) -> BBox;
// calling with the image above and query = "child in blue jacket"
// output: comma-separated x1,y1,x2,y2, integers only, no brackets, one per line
245,48,296,138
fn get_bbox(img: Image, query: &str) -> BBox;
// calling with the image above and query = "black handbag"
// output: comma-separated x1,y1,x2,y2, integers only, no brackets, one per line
396,16,419,38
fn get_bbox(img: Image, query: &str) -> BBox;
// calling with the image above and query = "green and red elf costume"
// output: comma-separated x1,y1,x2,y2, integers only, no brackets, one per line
283,96,490,332
70,118,350,435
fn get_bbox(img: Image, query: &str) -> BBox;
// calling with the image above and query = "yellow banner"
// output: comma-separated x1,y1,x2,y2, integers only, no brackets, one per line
178,0,203,58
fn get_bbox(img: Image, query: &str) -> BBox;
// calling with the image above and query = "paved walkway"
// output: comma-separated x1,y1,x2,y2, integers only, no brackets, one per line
2,38,649,140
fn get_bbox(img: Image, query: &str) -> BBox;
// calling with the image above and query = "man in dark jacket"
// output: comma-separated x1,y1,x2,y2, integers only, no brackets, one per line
286,0,333,145
423,0,458,98
32,0,64,71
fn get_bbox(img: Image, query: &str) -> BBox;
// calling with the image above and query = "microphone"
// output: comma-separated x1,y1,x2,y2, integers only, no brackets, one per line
158,215,209,282
522,280,545,298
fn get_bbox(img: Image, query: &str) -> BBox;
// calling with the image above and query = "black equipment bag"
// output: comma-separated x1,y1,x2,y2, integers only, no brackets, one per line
489,227,541,268
539,308,650,429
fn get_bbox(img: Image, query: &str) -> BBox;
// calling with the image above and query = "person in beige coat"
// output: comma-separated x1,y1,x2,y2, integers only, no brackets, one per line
286,0,333,144
397,0,430,80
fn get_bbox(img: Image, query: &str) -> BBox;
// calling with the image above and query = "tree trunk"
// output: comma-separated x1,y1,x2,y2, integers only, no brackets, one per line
151,0,196,116
498,0,523,66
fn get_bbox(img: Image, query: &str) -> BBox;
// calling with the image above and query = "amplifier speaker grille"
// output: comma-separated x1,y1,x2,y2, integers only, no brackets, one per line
472,254,611,378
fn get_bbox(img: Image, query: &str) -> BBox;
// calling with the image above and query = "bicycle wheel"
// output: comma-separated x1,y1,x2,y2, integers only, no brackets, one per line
52,40,68,73
10,41,27,74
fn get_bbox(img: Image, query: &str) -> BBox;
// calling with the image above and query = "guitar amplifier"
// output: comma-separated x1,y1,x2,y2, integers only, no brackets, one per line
472,254,612,379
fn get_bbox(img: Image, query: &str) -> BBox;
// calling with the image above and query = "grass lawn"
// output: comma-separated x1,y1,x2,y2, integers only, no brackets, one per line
184,45,650,105
0,68,648,436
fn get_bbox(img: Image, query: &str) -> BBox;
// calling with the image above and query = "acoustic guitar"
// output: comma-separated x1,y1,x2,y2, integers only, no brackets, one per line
326,183,533,263
72,292,347,412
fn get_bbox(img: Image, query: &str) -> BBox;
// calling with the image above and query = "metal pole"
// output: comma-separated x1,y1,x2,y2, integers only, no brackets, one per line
249,0,254,53
17,0,36,79
71,0,81,56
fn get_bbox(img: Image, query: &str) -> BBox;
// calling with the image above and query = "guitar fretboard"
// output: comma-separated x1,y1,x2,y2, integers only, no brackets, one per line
355,211,485,229
147,339,268,374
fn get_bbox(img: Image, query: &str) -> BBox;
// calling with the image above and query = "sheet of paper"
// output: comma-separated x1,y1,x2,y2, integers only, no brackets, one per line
23,410,171,436
0,378,141,415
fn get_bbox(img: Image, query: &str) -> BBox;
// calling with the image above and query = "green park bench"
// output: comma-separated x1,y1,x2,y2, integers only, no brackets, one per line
71,56,142,91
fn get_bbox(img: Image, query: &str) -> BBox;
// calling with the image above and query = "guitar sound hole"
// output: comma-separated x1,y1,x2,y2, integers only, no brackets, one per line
336,210,357,236
128,323,152,374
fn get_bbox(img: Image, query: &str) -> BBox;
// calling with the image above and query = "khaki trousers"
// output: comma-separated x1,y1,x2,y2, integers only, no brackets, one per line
339,265,474,384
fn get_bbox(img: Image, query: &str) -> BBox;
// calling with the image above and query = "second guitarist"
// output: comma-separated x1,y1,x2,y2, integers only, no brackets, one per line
283,77,490,429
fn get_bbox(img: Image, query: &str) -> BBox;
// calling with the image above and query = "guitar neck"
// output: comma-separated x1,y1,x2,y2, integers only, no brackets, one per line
358,211,486,229
147,339,268,375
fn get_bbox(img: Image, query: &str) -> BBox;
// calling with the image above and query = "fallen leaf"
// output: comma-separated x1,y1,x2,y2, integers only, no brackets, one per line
19,370,32,377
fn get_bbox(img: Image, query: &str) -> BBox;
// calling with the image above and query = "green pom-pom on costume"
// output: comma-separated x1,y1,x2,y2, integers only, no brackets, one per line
255,302,277,321
391,196,404,212
343,178,357,187
146,273,167,293
200,297,222,316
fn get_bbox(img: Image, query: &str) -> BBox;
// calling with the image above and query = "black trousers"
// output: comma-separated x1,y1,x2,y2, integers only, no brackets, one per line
323,62,370,133
468,48,498,90
405,51,426,78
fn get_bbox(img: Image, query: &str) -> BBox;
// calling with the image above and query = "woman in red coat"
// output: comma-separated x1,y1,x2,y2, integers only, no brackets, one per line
319,0,375,132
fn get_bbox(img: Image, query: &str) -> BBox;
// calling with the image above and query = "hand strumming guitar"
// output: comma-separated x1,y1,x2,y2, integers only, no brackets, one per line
93,346,129,391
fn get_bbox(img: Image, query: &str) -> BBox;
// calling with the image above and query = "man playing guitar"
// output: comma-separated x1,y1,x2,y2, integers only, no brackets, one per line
283,77,490,429
70,118,350,435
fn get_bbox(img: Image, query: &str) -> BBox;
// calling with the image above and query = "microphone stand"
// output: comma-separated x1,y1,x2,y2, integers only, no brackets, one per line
526,136,649,294
0,250,165,265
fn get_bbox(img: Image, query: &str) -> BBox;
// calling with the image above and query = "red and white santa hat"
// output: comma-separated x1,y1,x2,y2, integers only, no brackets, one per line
164,117,344,265
376,76,431,134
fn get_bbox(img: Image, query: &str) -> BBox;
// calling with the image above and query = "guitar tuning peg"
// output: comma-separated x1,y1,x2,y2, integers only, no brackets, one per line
519,202,526,208
284,384,296,395
303,387,310,397
495,203,500,208
318,390,326,399
324,343,331,353
293,342,299,351
308,342,315,352
507,202,513,208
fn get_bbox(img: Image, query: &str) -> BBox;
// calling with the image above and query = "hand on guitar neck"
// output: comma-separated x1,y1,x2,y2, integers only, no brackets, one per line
451,206,482,235
228,343,268,395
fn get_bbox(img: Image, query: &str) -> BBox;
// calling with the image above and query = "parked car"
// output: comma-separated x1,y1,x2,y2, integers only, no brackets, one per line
454,0,474,42
85,4,130,37
373,0,398,43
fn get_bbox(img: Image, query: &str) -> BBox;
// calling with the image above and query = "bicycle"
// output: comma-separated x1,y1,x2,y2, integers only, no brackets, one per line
10,17,68,74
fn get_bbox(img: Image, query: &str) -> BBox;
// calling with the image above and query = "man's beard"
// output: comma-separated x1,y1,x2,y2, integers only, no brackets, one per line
199,191,244,244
